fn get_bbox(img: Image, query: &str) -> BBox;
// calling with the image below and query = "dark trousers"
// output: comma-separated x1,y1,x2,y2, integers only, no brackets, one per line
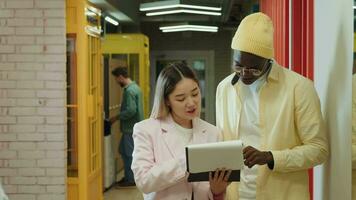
119,133,134,182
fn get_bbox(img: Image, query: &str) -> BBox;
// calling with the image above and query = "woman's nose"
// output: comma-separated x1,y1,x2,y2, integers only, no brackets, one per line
186,96,195,106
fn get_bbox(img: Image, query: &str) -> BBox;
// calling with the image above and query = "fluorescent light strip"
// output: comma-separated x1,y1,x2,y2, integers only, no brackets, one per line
160,25,217,30
353,6,356,9
85,25,102,35
147,9,221,16
179,4,221,11
140,4,221,11
86,6,101,16
162,28,218,32
105,16,119,26
85,11,96,16
140,4,179,11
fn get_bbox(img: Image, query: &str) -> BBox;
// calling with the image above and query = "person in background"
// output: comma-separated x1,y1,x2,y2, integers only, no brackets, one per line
132,62,230,200
110,67,144,187
216,12,328,200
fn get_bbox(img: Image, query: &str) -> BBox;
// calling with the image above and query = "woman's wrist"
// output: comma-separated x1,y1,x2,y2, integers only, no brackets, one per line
212,191,224,200
212,191,224,197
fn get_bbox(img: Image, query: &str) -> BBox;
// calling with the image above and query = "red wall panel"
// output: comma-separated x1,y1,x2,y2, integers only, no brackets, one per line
292,1,314,198
260,0,289,67
260,0,314,199
292,0,314,80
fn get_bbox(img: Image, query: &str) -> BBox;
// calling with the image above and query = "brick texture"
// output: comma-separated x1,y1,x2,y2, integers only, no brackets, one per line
0,0,66,199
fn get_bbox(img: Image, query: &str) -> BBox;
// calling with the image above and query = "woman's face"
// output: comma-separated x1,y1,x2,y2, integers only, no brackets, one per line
167,78,201,126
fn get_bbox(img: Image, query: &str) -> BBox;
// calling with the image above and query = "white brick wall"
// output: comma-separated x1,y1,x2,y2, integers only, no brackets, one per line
0,0,66,199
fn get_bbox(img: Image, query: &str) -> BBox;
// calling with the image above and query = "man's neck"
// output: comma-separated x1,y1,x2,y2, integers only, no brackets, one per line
123,79,132,87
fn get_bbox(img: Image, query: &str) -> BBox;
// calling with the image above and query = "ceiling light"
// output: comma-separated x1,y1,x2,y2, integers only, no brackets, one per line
85,6,101,16
140,0,221,11
85,11,96,16
353,6,356,9
160,25,218,30
159,23,218,32
178,4,221,11
105,16,119,26
162,28,218,32
140,4,221,11
85,8,97,16
146,9,221,16
85,25,102,36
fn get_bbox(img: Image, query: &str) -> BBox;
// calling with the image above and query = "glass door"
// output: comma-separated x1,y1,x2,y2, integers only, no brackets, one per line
87,34,103,200
151,51,215,123
66,35,78,177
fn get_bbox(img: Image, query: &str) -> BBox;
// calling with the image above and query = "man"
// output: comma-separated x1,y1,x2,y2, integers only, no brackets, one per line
110,67,144,187
216,12,328,200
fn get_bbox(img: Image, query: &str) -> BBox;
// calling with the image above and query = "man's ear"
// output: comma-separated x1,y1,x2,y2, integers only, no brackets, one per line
118,75,125,81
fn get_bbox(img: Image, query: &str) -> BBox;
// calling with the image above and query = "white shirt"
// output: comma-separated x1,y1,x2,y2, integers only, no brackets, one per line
237,74,267,200
173,121,194,173
173,121,193,146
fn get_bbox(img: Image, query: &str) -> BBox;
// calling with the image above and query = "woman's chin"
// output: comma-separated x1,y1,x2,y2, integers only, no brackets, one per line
185,111,198,118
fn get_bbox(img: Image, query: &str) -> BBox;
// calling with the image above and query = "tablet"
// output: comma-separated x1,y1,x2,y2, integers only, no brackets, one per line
185,140,244,182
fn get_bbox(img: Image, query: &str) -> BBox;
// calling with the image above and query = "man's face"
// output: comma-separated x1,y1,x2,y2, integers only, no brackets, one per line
115,75,125,87
233,50,270,85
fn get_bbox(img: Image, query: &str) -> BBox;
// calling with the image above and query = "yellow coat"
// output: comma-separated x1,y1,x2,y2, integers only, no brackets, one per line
216,63,329,200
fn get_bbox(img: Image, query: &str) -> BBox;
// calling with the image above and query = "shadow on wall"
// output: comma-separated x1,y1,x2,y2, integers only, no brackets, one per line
323,24,352,200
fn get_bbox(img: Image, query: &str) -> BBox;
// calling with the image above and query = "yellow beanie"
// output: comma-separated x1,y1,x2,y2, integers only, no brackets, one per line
231,12,274,59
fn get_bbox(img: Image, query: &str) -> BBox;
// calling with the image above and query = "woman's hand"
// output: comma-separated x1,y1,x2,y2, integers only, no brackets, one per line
209,168,231,196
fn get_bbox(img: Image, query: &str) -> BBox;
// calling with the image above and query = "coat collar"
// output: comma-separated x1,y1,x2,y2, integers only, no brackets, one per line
160,114,207,134
124,81,135,90
266,61,279,82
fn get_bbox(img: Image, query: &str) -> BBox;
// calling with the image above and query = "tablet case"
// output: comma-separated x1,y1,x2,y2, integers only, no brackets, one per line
185,140,244,182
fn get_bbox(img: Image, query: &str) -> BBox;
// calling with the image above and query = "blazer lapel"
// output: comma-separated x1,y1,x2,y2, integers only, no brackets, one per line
160,115,184,158
160,116,209,158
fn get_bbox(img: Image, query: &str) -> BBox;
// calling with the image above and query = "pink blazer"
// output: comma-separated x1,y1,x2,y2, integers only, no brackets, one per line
131,115,221,200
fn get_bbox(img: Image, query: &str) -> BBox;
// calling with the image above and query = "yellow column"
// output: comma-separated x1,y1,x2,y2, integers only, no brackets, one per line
76,0,90,199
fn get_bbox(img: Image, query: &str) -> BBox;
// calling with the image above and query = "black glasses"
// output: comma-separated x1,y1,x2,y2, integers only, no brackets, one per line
233,60,272,77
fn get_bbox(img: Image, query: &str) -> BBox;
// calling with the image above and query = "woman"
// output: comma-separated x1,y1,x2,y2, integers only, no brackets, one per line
131,62,230,200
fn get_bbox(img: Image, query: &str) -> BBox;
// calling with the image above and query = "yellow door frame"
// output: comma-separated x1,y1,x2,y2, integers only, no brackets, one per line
66,0,103,199
102,34,150,117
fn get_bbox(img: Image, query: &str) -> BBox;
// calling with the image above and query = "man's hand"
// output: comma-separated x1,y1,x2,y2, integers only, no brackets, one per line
243,146,273,168
209,168,231,196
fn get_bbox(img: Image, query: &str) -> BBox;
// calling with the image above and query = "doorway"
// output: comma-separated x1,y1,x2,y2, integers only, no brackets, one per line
151,50,215,124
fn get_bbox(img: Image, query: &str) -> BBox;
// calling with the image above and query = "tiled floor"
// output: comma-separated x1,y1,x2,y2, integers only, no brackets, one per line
104,186,143,200
104,171,143,200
